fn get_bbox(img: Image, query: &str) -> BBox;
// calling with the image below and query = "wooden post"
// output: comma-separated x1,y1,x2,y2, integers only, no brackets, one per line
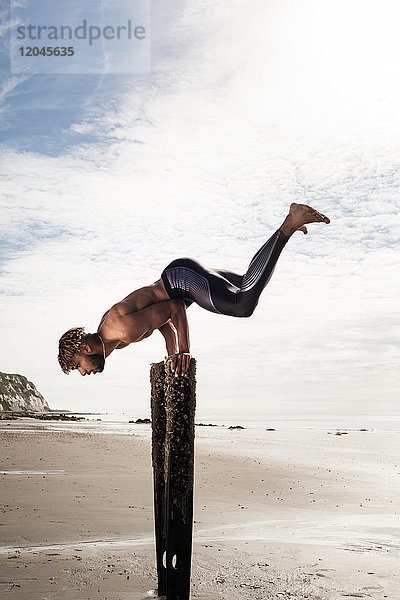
150,361,167,597
150,358,197,600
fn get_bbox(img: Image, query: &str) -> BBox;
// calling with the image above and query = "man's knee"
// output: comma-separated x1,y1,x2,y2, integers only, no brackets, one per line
234,304,256,318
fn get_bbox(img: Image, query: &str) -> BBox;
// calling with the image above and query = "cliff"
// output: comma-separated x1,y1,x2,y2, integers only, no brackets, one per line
0,372,50,412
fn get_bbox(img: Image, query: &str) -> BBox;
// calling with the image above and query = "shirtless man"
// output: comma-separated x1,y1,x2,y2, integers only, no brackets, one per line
58,203,330,377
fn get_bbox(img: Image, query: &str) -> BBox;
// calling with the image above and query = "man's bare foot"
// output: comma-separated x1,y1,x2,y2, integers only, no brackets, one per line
290,202,330,225
280,203,330,237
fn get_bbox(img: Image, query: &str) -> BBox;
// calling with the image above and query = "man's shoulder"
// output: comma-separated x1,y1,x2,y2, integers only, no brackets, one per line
98,304,125,337
98,308,129,348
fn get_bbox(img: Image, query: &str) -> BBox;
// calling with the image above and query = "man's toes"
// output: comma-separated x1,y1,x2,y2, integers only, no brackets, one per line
317,211,330,224
306,208,321,222
309,207,330,223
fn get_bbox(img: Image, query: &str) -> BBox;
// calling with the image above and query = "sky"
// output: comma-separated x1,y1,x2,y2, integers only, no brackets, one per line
0,0,399,419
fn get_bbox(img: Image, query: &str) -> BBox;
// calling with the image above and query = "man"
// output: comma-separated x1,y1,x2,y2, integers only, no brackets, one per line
58,203,330,377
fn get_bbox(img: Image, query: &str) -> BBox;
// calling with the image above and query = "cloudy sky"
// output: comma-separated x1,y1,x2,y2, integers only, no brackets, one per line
0,0,399,419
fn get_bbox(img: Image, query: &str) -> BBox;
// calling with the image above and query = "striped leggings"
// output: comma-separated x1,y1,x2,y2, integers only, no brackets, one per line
161,229,289,317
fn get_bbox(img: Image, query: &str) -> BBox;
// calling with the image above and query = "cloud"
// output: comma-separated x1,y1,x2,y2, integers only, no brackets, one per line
1,0,400,417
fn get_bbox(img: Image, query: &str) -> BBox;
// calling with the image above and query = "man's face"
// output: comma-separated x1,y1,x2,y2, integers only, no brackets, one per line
72,352,105,376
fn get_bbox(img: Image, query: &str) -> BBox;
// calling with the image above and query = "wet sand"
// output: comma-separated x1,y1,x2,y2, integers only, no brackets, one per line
0,419,399,599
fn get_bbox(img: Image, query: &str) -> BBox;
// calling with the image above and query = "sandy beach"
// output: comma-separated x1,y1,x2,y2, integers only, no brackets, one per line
0,418,399,599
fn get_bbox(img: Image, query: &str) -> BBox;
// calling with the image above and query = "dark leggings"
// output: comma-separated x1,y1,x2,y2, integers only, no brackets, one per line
161,229,289,317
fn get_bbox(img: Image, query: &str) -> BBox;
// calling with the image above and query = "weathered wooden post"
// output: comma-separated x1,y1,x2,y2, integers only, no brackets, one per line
150,361,168,597
150,357,197,600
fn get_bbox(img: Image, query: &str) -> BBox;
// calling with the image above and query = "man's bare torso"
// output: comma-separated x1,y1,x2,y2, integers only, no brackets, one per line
96,279,174,353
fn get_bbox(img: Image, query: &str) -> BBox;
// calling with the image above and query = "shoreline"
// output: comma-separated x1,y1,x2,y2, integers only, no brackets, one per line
1,419,398,599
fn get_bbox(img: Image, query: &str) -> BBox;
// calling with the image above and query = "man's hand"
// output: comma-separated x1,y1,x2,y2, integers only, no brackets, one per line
169,352,191,377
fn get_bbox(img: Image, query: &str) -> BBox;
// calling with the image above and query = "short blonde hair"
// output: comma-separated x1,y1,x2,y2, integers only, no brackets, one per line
58,327,85,374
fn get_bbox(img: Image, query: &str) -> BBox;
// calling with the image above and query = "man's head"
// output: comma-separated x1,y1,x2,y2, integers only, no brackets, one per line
58,327,105,376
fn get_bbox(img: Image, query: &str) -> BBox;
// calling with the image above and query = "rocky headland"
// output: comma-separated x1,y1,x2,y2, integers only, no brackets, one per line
0,371,49,413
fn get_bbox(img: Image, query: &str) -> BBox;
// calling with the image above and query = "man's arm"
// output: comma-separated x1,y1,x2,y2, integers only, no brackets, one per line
170,300,190,353
169,300,191,376
158,308,191,375
112,299,189,349
158,321,178,356
108,299,191,374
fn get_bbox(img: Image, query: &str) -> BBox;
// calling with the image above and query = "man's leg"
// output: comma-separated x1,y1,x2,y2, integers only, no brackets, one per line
161,203,330,318
214,269,243,288
206,201,328,298
228,203,330,317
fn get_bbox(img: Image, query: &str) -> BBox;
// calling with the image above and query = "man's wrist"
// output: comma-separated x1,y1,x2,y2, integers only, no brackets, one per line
164,351,190,359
